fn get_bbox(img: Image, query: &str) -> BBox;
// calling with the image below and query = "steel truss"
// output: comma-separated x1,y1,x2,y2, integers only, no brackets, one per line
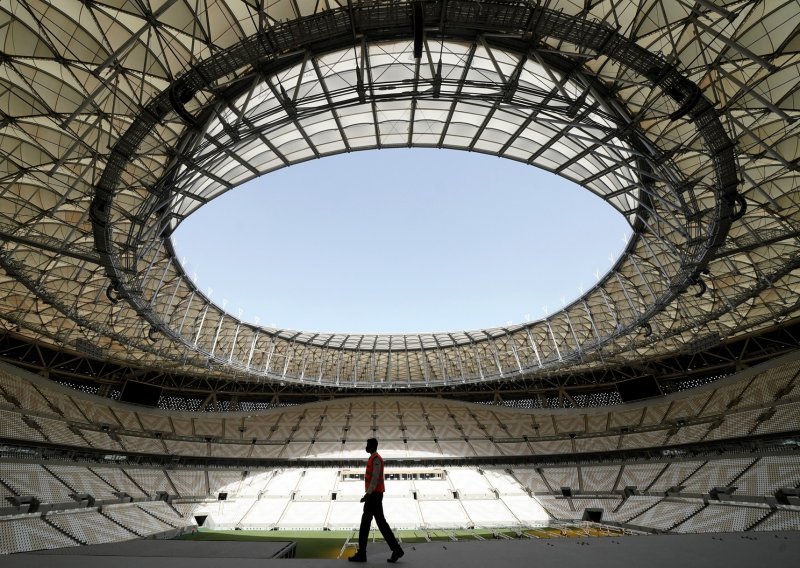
1,318,797,408
95,1,741,386
0,0,799,392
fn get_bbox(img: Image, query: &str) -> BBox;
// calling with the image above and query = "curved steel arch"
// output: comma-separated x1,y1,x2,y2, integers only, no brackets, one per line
1,0,798,395
89,1,738,387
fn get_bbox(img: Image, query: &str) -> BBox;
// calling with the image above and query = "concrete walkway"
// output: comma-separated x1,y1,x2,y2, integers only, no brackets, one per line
4,531,799,567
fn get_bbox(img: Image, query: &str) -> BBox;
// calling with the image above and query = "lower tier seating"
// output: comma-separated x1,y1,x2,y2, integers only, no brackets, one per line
45,508,136,545
0,514,76,554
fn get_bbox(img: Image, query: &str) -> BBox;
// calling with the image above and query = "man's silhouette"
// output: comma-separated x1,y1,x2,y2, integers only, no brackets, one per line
349,438,404,563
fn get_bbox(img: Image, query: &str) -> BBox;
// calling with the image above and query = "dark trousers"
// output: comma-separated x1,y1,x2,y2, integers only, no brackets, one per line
358,492,401,554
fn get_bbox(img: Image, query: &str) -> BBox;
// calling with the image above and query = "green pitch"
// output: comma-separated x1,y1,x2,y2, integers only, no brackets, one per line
177,526,587,559
180,528,348,559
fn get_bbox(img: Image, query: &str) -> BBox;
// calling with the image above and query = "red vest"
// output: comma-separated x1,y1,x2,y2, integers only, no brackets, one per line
365,452,386,493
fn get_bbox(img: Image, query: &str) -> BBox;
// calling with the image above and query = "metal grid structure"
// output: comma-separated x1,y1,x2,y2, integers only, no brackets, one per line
0,0,799,395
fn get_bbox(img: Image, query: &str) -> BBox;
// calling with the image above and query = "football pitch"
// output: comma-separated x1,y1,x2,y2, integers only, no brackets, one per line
179,525,625,559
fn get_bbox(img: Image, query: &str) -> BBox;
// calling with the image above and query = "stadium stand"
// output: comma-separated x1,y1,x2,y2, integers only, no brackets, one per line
541,467,580,492
46,509,136,545
124,469,174,497
278,501,331,529
90,468,148,499
570,497,624,520
512,468,550,493
0,476,16,503
0,514,77,553
580,466,621,492
118,435,166,455
29,416,87,447
706,410,763,441
263,469,304,497
207,470,244,497
627,499,706,531
461,499,520,527
0,410,46,443
605,496,663,523
754,402,800,436
135,502,191,528
499,495,550,524
166,470,208,498
384,478,414,498
418,500,471,528
170,501,202,521
137,415,172,435
618,463,667,491
308,441,344,459
49,393,94,424
534,496,575,520
750,509,800,531
529,439,573,454
0,355,798,552
673,504,770,533
731,456,800,496
195,499,248,528
295,469,337,500
0,375,53,415
680,459,756,494
574,435,619,453
101,503,185,537
383,498,424,530
236,471,272,497
209,442,252,459
621,430,668,450
1,358,799,464
327,500,365,530
0,463,74,504
647,462,706,493
45,465,119,501
414,478,454,500
334,476,365,499
238,498,290,529
406,440,443,457
8,456,791,538
447,469,496,499
248,444,285,459
164,439,208,457
483,469,527,495
80,429,126,452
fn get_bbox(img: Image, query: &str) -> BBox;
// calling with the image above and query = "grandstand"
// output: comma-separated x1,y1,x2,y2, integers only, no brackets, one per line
1,0,800,564
1,355,799,548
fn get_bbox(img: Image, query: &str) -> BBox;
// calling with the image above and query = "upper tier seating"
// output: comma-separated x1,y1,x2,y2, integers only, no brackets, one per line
1,355,798,461
0,463,73,503
673,504,769,533
627,499,705,530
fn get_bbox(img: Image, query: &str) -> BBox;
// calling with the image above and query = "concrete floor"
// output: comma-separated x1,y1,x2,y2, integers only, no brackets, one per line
28,539,296,559
4,531,799,567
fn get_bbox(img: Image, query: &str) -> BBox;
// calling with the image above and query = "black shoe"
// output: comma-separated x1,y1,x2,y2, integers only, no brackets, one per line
349,552,367,562
387,548,404,563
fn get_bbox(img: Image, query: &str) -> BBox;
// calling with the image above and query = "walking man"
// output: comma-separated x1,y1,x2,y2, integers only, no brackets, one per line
349,438,404,563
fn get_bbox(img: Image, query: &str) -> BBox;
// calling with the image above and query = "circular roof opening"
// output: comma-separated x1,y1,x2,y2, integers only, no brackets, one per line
173,148,631,333
61,17,739,387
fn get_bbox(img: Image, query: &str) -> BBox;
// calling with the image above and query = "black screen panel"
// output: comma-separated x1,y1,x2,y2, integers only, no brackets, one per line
119,381,162,407
617,376,662,402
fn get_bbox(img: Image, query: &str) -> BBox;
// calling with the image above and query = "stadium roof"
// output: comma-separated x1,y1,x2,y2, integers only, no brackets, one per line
0,0,799,398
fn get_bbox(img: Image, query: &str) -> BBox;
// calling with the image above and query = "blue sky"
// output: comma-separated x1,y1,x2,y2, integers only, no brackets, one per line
173,148,631,333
